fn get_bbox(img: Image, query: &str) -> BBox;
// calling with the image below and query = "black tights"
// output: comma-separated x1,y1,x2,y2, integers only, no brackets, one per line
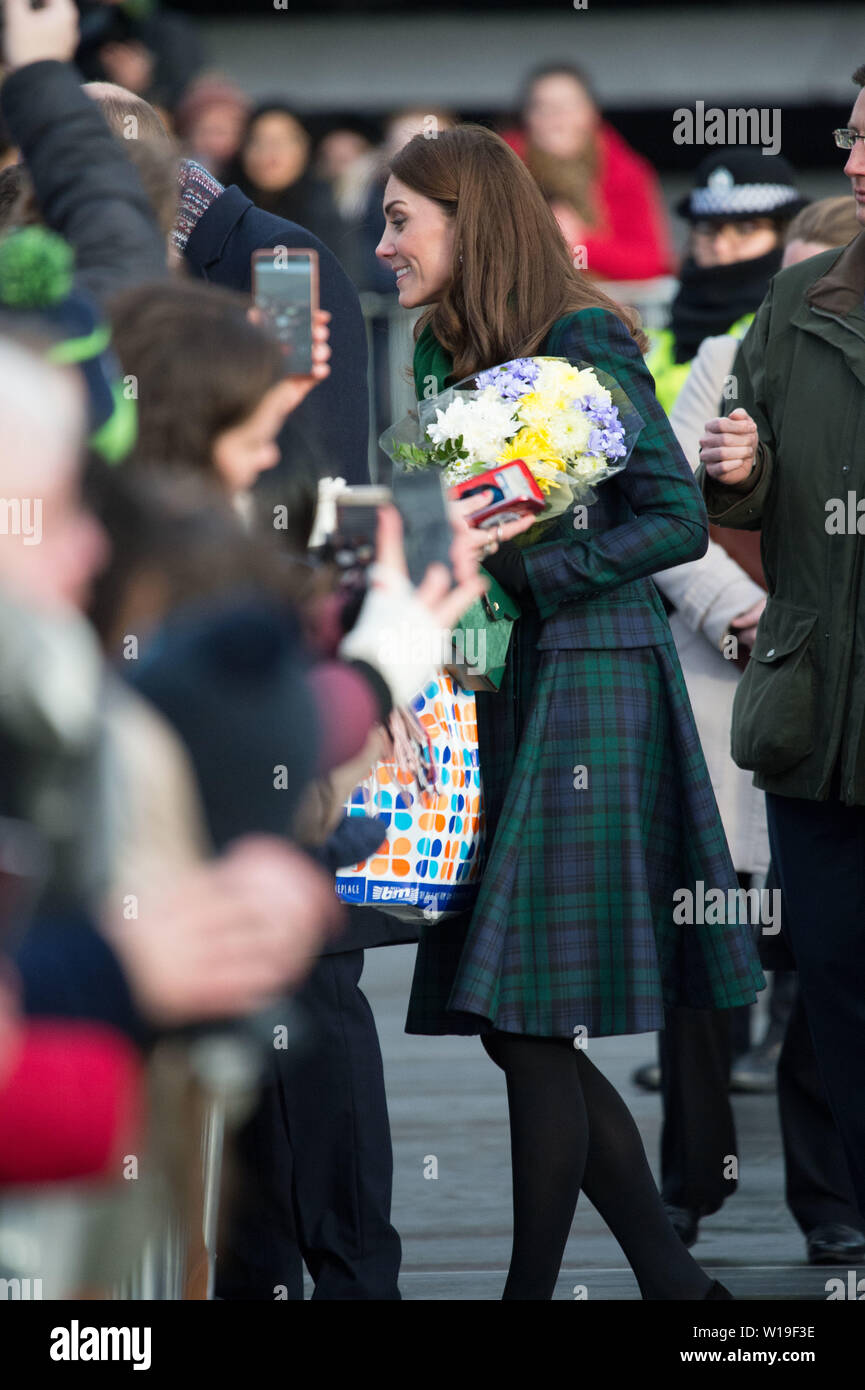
481,1029,714,1301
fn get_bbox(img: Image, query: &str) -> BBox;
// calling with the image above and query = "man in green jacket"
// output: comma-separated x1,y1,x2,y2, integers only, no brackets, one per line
697,64,865,1225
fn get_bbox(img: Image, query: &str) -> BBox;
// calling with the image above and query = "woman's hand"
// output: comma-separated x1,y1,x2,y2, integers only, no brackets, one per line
247,306,332,411
102,837,345,1025
338,504,491,710
371,502,488,633
699,408,759,486
448,490,537,579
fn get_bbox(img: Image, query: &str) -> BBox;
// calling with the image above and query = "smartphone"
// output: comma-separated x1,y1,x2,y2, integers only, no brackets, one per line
332,485,393,580
391,466,453,587
251,248,319,375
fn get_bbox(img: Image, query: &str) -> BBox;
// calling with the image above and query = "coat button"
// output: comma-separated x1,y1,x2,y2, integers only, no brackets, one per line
766,648,775,657
843,465,850,473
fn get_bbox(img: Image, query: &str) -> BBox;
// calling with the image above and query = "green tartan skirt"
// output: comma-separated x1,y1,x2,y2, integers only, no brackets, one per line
405,603,766,1040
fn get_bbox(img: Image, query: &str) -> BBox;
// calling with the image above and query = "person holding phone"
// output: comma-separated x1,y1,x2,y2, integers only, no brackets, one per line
376,124,764,1301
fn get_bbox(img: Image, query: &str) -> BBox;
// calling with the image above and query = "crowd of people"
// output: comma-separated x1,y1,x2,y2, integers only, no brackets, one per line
0,3,677,294
1,0,865,1306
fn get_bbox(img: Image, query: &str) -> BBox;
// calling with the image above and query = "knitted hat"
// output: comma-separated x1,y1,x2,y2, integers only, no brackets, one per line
130,596,320,851
0,227,136,463
677,151,808,223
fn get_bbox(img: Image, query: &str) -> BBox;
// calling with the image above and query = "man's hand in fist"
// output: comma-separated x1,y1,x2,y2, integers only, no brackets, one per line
699,407,759,487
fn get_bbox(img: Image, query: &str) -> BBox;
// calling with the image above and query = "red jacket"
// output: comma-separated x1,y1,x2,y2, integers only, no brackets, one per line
502,122,674,282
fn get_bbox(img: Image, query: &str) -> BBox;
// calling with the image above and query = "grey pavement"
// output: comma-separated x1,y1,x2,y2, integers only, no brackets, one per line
353,943,861,1301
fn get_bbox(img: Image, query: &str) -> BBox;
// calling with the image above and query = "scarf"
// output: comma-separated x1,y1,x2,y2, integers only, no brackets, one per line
172,160,225,254
669,246,782,363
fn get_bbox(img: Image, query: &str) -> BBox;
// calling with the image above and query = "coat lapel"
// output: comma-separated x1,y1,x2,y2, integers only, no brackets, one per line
793,230,865,388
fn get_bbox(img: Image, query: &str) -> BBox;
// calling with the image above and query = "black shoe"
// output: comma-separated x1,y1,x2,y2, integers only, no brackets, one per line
704,1279,734,1300
631,1061,662,1091
729,1041,782,1094
806,1223,865,1265
664,1203,699,1248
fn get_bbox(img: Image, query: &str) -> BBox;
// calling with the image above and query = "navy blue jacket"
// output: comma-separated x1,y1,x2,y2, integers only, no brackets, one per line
184,186,370,486
183,190,415,952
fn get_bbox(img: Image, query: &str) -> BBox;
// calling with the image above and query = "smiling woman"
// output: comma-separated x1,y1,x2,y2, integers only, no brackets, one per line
371,123,761,1304
376,123,646,381
377,180,456,310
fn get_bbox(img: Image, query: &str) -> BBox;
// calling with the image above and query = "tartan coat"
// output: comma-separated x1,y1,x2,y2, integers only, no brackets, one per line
406,307,766,1039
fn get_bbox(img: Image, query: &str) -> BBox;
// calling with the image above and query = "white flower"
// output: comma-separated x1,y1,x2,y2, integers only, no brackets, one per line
426,390,516,465
546,411,592,461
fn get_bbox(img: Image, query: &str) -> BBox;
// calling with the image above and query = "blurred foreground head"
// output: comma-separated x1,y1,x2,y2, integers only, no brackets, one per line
0,337,106,612
108,279,296,493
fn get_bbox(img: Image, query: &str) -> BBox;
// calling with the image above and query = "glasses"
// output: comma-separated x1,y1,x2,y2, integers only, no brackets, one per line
833,128,865,149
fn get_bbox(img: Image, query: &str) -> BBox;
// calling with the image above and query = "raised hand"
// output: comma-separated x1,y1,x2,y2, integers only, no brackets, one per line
4,0,79,72
699,407,759,486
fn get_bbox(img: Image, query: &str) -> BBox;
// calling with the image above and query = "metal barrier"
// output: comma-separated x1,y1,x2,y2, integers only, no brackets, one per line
360,278,677,480
0,1038,262,1302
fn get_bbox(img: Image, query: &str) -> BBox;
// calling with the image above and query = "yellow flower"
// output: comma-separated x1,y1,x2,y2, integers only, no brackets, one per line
497,428,566,495
498,426,564,468
513,391,551,432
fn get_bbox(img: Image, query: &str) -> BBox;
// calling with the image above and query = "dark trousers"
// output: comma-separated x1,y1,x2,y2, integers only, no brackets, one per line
659,977,863,1233
778,985,864,1234
766,788,865,1226
215,949,402,1300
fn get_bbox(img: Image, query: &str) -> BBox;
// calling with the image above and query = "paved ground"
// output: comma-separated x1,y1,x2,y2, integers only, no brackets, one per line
356,943,861,1301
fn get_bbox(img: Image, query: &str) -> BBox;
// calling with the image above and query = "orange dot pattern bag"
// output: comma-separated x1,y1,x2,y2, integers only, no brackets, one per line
334,672,486,923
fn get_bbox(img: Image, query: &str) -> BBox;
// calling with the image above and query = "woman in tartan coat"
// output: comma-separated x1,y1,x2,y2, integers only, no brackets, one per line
376,126,764,1300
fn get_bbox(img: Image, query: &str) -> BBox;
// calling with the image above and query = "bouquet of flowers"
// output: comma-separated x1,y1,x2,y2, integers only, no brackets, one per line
381,355,644,544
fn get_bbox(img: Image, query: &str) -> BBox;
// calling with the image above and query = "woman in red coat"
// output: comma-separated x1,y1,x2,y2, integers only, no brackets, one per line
502,63,674,282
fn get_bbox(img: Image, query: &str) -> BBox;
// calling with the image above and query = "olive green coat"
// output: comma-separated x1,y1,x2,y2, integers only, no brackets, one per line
697,229,865,803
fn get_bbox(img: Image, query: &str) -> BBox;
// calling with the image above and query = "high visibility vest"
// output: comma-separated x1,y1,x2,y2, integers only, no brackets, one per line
645,312,754,415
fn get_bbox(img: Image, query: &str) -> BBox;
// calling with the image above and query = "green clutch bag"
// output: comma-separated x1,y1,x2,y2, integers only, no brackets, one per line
448,572,521,693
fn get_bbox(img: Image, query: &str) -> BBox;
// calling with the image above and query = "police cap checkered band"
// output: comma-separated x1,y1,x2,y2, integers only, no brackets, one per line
690,182,803,217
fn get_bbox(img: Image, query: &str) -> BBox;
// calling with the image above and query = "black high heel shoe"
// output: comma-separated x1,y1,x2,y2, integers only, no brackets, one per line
704,1280,734,1300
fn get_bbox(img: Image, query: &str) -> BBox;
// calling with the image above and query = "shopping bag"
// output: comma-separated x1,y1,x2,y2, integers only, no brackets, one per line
334,671,485,922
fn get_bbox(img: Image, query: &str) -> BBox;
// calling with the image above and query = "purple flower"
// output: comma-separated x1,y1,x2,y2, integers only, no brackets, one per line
476,357,539,401
586,425,627,459
580,397,627,459
578,395,620,430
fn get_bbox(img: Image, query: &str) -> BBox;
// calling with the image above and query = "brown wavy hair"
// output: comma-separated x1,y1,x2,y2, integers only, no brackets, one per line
388,123,647,379
108,279,285,477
